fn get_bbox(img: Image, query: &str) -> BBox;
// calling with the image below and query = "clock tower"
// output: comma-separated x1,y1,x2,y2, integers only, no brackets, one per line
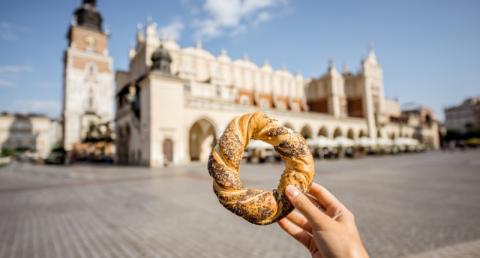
62,0,114,151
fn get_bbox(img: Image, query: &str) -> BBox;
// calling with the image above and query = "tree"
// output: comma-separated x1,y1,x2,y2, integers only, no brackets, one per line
1,148,14,157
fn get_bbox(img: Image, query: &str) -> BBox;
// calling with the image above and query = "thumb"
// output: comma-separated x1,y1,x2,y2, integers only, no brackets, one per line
285,185,333,230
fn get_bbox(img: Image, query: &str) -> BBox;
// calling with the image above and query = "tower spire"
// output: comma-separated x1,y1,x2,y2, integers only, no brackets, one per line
328,58,337,73
74,0,103,32
342,62,350,74
366,42,377,63
136,23,144,43
328,58,335,69
83,0,96,6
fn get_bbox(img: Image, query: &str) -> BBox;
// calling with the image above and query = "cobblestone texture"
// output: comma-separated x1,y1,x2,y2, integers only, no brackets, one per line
0,150,479,258
404,239,480,258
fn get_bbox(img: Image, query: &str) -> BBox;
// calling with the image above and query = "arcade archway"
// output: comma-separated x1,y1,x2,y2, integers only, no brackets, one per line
347,129,355,139
284,122,295,131
189,118,217,162
318,126,329,137
300,125,313,139
359,130,367,138
333,127,343,138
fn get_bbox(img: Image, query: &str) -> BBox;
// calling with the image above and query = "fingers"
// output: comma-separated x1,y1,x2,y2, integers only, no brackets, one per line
278,218,312,249
286,210,313,233
305,193,327,214
285,185,332,230
309,183,353,223
309,183,343,209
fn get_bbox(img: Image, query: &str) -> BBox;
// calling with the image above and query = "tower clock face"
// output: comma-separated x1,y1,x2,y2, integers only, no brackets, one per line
85,34,97,50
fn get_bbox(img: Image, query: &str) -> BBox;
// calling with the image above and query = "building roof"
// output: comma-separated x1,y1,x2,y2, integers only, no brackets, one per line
445,96,480,111
73,0,103,32
0,111,50,119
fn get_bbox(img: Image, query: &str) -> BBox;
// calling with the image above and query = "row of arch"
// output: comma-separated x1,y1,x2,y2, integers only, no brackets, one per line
117,117,416,165
294,124,366,140
292,124,413,140
187,117,414,162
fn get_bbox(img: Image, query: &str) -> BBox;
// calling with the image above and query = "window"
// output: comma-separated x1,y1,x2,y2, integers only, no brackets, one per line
239,95,250,105
260,99,270,108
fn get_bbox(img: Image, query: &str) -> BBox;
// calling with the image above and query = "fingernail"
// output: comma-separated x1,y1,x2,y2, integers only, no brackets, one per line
286,185,300,198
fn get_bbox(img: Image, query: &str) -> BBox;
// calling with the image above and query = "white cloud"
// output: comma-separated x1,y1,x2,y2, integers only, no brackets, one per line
0,65,32,89
194,19,222,38
229,24,247,37
193,0,287,39
0,22,29,41
158,19,185,40
180,0,201,15
13,100,60,116
0,79,12,87
0,65,32,76
254,11,271,26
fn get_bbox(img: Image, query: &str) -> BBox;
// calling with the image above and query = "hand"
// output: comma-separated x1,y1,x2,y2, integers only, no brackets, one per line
278,183,369,258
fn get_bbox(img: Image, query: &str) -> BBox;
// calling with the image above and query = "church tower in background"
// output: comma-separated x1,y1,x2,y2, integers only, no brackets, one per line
62,0,114,151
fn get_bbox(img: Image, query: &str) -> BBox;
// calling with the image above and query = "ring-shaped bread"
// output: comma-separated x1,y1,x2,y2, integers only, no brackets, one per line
208,112,315,225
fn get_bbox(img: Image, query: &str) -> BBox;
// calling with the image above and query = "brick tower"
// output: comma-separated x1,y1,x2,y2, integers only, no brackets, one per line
62,0,114,151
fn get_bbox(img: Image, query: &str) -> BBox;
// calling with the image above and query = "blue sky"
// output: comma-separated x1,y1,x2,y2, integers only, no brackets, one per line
0,0,479,121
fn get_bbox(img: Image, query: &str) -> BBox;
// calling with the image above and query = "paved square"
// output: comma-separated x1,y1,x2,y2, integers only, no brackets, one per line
0,150,479,258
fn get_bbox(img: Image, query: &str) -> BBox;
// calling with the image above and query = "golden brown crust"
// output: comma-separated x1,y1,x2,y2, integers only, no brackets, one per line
208,112,315,225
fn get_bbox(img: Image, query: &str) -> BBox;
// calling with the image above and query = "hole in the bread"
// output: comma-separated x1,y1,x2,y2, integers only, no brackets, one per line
240,140,283,191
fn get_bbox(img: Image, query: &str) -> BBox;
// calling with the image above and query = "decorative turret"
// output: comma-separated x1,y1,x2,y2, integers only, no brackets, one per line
327,58,338,75
342,62,351,75
218,48,231,63
261,59,273,72
362,43,379,70
128,41,136,59
151,44,172,74
366,42,377,63
145,17,158,42
73,0,103,32
136,23,144,43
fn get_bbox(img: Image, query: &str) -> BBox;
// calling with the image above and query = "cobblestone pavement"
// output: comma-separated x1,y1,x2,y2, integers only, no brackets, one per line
404,239,480,258
0,150,479,258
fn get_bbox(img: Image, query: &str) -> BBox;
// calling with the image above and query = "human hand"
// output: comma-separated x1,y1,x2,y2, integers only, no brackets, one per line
278,183,369,258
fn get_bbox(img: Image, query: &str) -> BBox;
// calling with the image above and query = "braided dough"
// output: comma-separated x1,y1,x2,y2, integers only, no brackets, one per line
208,112,315,225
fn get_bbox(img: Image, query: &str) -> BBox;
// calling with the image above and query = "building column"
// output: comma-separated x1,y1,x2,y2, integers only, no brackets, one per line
363,79,377,138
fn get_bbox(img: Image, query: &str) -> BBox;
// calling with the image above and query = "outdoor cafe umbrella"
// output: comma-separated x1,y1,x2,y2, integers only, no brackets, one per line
355,136,374,147
334,136,355,147
246,140,272,150
377,137,393,147
307,136,336,148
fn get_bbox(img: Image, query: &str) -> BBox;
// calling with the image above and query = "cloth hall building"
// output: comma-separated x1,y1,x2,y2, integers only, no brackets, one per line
115,20,439,167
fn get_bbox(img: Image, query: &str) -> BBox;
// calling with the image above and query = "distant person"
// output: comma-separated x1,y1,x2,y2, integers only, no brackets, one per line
279,183,369,258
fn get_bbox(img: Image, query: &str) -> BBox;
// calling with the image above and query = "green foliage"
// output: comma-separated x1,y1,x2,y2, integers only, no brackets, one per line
465,129,480,139
444,129,462,141
444,128,480,143
51,145,66,154
1,148,14,157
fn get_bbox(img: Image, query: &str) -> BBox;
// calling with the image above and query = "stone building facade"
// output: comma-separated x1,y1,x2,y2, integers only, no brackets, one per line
62,0,114,151
444,97,480,132
115,20,440,167
401,105,440,148
0,113,53,158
